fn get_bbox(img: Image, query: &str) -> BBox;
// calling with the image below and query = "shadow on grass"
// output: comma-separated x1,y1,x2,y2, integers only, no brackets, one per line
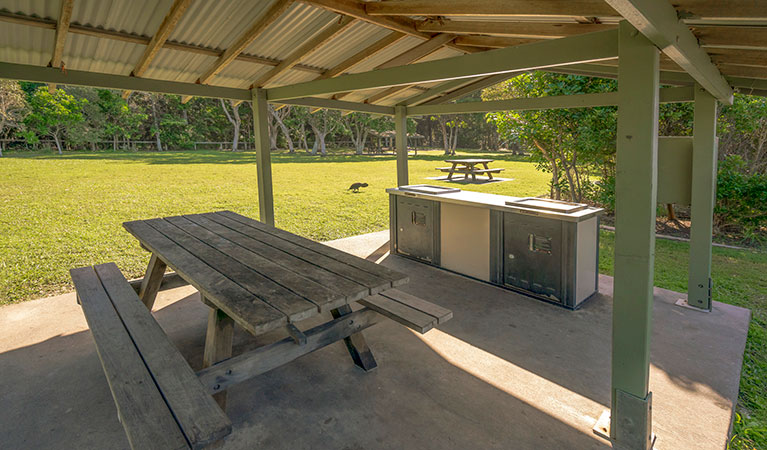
2,149,532,166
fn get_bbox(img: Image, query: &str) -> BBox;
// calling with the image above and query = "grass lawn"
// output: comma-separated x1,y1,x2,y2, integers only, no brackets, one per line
0,148,764,448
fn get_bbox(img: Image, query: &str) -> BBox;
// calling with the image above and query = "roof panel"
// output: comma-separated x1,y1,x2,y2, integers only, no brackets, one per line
143,47,219,84
0,21,53,66
300,21,392,70
64,33,141,75
73,0,174,36
243,3,339,60
349,35,423,73
0,0,59,20
170,0,282,50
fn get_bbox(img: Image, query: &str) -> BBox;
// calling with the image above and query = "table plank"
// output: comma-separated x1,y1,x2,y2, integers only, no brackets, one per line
215,211,408,287
203,212,395,294
185,214,369,303
123,220,286,335
146,218,318,323
166,216,348,312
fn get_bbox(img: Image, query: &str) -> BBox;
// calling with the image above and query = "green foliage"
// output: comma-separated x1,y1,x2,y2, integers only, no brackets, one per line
715,155,767,243
96,89,146,148
483,73,617,202
23,87,87,154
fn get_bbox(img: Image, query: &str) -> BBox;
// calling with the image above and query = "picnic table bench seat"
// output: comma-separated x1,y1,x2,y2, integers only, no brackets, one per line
70,263,231,450
358,288,452,334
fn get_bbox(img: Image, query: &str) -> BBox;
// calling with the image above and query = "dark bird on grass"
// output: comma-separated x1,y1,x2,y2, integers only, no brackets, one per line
348,182,368,193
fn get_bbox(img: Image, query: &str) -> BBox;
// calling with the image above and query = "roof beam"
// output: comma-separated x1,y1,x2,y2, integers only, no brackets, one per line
270,96,394,115
694,27,767,51
399,78,482,106
422,73,514,105
252,16,355,88
267,28,619,101
366,0,619,18
196,0,293,85
338,32,456,101
377,33,455,69
455,36,543,48
407,86,694,116
318,32,405,79
604,2,733,104
123,0,193,98
48,0,74,93
302,0,479,54
0,61,251,101
417,20,615,38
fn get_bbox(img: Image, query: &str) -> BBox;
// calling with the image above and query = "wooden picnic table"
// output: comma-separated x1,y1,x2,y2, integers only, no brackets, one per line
438,158,504,181
121,210,450,413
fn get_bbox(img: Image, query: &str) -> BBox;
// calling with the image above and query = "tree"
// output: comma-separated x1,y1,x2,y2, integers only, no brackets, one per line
220,99,242,151
341,113,393,155
0,80,27,156
484,73,617,202
430,114,465,155
307,109,341,156
96,89,145,151
269,105,294,152
24,86,87,154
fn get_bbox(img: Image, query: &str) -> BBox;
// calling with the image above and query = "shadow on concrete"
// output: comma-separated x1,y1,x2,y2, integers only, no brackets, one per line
0,236,748,449
0,291,612,449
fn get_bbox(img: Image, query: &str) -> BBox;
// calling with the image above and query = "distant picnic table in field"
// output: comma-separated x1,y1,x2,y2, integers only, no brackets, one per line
437,158,505,181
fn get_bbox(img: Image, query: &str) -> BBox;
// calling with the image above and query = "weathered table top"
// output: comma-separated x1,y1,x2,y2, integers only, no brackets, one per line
123,211,408,336
444,158,494,165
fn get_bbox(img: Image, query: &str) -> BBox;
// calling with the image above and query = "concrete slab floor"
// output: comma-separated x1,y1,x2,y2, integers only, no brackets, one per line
0,231,750,450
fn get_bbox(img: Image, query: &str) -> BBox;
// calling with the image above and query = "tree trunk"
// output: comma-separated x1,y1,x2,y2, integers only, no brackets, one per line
150,95,162,151
53,133,63,155
534,139,560,200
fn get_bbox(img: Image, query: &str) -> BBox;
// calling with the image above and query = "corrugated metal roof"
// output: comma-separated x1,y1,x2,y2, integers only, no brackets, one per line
2,0,763,106
300,20,391,70
244,3,338,60
0,21,52,66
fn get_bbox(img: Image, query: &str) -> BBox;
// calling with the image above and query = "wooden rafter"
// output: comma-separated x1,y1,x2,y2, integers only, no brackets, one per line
345,33,456,102
253,16,355,88
123,0,193,98
376,33,455,69
604,0,733,103
301,0,480,54
417,21,615,38
421,73,512,105
319,32,406,79
455,36,543,48
709,49,767,68
694,27,767,51
365,0,619,18
398,78,480,106
194,0,293,87
48,0,74,93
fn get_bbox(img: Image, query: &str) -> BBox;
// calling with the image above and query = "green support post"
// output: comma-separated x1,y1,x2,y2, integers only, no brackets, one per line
395,105,409,186
610,21,658,450
252,88,275,226
687,85,717,311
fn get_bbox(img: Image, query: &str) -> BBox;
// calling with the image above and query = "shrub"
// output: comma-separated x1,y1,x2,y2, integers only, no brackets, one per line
715,155,767,243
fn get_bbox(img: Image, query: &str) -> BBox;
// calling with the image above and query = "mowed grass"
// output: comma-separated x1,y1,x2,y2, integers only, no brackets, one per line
0,148,549,303
600,232,767,449
0,148,764,448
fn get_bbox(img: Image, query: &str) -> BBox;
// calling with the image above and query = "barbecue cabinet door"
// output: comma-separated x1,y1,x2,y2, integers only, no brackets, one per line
396,197,436,262
503,213,563,303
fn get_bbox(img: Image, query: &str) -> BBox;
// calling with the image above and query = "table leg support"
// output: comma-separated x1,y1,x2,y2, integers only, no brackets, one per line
203,302,235,409
331,305,377,372
138,254,167,310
